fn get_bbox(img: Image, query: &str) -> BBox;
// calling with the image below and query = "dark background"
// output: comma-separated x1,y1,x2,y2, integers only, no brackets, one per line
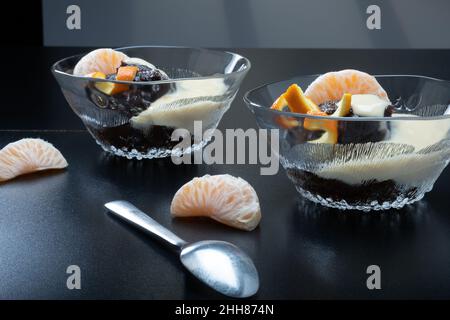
1,1,450,300
2,2,42,47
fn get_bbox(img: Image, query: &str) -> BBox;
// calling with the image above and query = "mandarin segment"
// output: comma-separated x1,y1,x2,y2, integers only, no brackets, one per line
73,48,128,76
0,139,68,183
170,174,261,231
304,69,389,105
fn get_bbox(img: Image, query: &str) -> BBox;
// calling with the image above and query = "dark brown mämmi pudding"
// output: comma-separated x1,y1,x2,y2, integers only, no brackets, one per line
285,168,418,207
83,61,178,154
271,69,449,210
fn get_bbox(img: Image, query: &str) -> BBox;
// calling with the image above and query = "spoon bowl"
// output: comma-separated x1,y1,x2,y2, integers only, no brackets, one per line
181,240,259,298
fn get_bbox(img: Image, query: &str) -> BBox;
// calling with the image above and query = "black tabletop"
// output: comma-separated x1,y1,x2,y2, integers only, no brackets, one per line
1,47,450,299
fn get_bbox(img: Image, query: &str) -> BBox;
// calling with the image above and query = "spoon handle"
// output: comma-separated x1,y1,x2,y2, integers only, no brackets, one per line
105,200,187,251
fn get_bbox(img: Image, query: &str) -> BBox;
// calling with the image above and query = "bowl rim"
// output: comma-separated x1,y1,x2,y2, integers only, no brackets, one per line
243,74,450,121
51,45,251,85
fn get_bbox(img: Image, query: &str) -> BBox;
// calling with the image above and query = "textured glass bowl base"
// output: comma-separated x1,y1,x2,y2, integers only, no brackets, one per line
94,137,211,160
295,186,427,211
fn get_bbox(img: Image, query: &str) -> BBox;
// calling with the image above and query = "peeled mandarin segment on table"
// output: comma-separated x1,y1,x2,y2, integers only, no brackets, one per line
170,174,261,231
0,138,68,183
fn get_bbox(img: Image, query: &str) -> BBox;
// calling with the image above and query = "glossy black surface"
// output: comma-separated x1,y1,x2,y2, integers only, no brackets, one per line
0,48,450,299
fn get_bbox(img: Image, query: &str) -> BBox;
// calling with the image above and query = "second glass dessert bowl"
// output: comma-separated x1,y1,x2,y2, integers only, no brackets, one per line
52,46,250,159
245,74,450,211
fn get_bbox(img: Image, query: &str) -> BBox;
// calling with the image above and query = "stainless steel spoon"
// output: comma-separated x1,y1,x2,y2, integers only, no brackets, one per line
104,200,259,298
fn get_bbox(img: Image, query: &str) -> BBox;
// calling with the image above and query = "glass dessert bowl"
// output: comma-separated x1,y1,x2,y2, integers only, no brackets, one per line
52,46,250,159
245,70,450,211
